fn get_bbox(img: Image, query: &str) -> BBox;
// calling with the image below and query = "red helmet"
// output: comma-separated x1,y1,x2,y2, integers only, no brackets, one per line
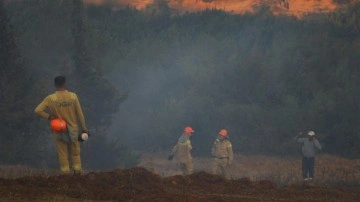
50,118,67,133
184,126,194,134
219,129,228,137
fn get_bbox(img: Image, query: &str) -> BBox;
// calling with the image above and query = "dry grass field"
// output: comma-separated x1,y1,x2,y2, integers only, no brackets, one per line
139,153,360,186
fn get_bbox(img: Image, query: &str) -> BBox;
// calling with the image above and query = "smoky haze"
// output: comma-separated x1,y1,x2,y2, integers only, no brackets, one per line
105,8,306,157
3,0,360,171
106,38,235,155
84,2,360,159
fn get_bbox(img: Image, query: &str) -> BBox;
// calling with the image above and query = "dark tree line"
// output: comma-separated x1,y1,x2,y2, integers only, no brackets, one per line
1,0,136,169
0,0,43,164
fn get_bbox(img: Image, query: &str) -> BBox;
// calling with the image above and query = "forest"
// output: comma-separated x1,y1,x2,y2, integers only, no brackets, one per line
1,0,360,170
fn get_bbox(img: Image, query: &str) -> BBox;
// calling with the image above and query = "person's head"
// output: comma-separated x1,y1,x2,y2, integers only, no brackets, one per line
218,129,228,140
54,76,66,89
308,130,315,139
183,126,194,135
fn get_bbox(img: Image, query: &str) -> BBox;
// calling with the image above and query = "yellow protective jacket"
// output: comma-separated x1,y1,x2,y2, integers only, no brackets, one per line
212,138,233,163
171,134,192,163
35,90,87,132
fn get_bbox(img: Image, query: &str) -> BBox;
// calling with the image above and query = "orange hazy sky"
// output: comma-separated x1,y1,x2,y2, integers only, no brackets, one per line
84,0,344,17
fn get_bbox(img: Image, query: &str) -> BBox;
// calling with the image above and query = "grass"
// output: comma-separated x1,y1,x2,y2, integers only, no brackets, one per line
0,153,359,187
0,165,56,179
139,153,360,186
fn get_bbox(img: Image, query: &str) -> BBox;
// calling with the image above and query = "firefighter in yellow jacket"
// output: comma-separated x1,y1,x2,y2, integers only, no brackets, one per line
211,129,233,177
35,76,88,175
168,126,194,175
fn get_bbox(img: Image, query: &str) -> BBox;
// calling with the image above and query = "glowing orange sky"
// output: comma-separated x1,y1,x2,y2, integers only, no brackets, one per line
84,0,346,17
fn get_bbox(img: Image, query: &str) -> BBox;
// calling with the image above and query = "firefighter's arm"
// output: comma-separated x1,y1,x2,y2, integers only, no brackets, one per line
168,144,178,160
227,142,234,165
74,94,87,131
295,132,305,143
296,137,305,144
314,139,322,151
211,143,215,157
187,140,192,151
34,97,51,120
171,144,178,155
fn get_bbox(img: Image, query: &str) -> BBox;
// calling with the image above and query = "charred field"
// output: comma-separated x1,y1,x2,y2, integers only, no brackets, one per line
1,167,360,202
1,154,360,202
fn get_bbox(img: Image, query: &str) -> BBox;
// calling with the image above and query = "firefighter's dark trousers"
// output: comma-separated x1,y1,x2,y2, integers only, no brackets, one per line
302,156,315,179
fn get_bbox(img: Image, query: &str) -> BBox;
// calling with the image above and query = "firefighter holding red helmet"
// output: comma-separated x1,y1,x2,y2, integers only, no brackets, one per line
35,76,88,175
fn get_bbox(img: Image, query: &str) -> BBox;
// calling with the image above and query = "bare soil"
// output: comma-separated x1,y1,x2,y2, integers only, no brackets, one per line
1,167,360,202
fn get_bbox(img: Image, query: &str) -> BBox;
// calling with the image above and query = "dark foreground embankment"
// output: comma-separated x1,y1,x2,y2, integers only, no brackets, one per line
0,167,359,201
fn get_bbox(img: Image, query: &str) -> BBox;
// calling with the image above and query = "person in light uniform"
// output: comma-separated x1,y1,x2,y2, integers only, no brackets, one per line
35,76,88,175
211,129,233,177
168,126,195,175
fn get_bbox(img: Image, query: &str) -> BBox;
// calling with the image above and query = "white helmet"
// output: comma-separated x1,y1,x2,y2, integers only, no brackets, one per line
79,133,89,141
308,131,315,136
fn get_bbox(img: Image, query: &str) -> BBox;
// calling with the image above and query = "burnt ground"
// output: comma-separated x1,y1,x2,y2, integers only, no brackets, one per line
0,167,359,202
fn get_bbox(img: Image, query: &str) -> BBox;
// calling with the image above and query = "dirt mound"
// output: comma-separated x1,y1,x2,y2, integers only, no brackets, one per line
1,167,360,201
